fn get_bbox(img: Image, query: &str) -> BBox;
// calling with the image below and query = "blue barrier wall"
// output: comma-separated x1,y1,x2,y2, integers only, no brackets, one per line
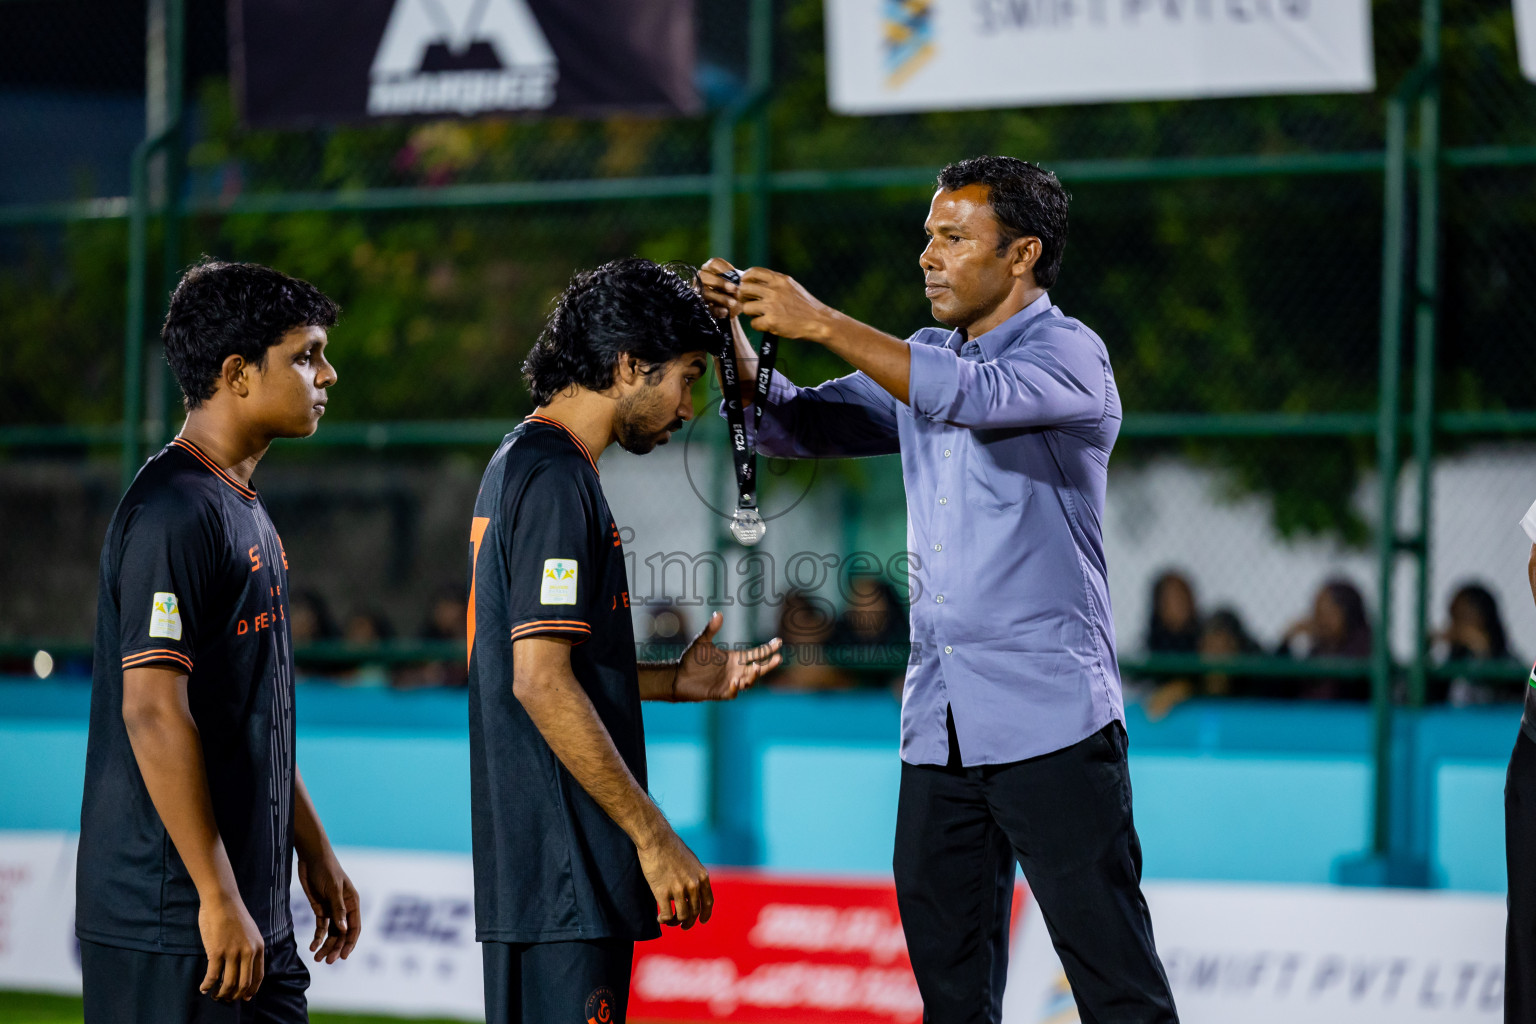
0,678,1518,890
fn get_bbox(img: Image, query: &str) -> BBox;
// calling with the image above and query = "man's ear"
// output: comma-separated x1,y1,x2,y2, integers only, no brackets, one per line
221,354,251,398
1010,235,1042,283
614,352,643,388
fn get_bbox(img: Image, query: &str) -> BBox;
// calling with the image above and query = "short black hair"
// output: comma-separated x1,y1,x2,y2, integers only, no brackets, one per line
162,258,340,409
936,156,1070,289
523,258,723,405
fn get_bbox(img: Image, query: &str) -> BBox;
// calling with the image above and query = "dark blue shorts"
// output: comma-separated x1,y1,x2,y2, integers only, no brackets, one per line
80,932,308,1024
482,938,633,1024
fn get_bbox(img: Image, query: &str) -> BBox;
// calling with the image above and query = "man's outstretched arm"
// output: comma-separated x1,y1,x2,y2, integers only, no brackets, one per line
699,260,901,458
513,636,713,928
704,263,913,406
122,666,265,1003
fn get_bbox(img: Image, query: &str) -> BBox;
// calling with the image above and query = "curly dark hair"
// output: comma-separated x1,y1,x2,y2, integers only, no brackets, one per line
523,258,723,405
161,258,340,410
936,155,1071,289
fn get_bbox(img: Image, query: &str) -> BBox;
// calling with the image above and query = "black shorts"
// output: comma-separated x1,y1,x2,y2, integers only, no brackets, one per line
80,932,309,1024
482,938,634,1024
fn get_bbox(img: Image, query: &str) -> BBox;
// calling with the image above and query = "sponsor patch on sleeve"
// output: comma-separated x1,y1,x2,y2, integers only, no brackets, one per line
149,592,183,640
540,559,578,605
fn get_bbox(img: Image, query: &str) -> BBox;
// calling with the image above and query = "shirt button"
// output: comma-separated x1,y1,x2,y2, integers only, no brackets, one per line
936,595,945,604
933,543,942,552
944,645,953,654
939,497,948,505
943,449,952,458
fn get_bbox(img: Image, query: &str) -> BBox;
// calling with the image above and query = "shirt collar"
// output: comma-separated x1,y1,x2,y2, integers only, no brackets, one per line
946,291,1055,359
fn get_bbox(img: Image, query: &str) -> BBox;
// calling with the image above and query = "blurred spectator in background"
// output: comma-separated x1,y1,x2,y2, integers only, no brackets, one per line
1199,608,1266,698
1141,570,1202,719
767,590,848,692
1433,582,1519,705
1146,571,1201,655
831,577,910,691
342,608,395,688
289,589,341,682
1280,578,1373,701
639,603,694,663
395,583,469,689
1144,604,1268,719
289,589,340,645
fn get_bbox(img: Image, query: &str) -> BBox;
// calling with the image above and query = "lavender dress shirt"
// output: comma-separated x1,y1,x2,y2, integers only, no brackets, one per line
736,292,1125,765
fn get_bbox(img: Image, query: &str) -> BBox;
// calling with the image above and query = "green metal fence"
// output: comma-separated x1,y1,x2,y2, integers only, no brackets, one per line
5,0,1536,881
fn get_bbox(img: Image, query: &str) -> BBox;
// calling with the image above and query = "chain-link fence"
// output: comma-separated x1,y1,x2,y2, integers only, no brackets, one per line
3,0,1536,856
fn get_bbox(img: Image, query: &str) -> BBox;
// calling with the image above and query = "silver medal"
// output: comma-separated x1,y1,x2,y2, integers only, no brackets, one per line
729,506,767,546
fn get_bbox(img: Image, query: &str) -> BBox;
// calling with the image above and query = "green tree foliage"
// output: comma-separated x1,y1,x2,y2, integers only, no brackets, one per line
3,0,1532,542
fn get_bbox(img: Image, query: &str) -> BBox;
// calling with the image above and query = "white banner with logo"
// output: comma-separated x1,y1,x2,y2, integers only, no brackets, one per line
1516,1,1536,83
1006,881,1506,1023
0,832,80,992
0,833,483,1020
2,833,1506,1023
826,1,1376,115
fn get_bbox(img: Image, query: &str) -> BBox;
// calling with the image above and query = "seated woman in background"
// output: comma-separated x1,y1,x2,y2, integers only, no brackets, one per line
1147,570,1201,656
1279,578,1374,701
1199,607,1267,699
1141,570,1203,719
394,582,470,689
289,589,341,681
341,608,396,688
1433,582,1519,705
829,577,911,691
766,589,850,693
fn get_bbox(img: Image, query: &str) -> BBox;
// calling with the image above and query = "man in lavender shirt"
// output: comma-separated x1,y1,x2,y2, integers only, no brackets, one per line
700,156,1177,1023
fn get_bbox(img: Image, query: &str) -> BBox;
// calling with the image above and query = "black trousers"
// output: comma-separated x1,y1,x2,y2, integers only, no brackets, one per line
482,938,634,1024
1507,729,1536,1023
80,933,309,1024
894,717,1178,1024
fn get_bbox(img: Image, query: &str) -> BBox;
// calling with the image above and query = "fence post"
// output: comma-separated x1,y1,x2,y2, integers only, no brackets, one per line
1408,0,1442,710
745,0,774,268
121,0,185,491
1337,16,1439,888
157,0,188,446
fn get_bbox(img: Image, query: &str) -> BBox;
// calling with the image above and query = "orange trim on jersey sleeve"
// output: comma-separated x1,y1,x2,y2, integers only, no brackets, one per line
524,415,599,475
170,438,257,500
509,619,593,642
121,648,194,673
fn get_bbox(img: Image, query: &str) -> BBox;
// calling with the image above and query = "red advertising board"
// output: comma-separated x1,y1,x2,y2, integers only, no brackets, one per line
629,870,1025,1024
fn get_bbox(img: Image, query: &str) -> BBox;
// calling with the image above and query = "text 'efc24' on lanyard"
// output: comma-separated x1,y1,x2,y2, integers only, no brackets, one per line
715,268,777,546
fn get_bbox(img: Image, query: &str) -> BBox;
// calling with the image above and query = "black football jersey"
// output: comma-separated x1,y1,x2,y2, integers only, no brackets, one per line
78,438,296,953
467,416,657,942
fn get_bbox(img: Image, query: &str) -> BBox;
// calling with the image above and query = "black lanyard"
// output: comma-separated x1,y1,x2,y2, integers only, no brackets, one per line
716,269,778,546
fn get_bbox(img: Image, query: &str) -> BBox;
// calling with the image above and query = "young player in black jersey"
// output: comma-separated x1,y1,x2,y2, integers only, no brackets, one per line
468,258,783,1024
79,260,360,1023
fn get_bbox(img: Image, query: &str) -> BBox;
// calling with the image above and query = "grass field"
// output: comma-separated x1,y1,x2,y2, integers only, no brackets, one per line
0,991,469,1024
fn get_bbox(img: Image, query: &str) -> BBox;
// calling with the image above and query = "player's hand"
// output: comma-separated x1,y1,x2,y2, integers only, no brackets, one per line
673,611,782,702
636,826,713,929
298,850,362,964
738,267,839,344
696,258,744,319
198,894,264,1002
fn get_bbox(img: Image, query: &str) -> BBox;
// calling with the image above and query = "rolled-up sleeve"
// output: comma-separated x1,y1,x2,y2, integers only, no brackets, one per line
720,368,900,458
908,324,1106,431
